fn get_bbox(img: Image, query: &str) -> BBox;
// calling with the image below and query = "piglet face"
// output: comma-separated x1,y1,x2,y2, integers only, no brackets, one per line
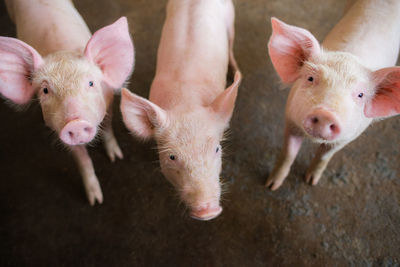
267,18,383,144
34,52,107,145
120,72,241,220
156,111,224,220
0,17,134,146
287,52,373,143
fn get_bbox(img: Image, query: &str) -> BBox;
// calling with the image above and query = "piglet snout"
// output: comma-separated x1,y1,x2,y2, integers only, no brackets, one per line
303,109,340,141
60,119,96,145
190,203,222,221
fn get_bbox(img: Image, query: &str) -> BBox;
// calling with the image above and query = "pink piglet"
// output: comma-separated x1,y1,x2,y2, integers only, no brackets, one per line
0,0,134,205
266,0,400,190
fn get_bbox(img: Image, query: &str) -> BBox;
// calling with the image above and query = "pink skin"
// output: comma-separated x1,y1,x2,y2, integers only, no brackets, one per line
0,0,134,205
303,108,341,141
191,205,223,221
266,0,400,190
121,0,241,220
60,119,96,146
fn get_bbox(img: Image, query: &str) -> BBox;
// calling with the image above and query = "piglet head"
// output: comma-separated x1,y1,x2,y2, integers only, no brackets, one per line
121,72,241,220
268,18,400,143
34,51,106,145
0,17,134,146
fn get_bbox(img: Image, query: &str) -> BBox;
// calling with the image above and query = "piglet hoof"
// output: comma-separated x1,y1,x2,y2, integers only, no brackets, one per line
105,138,124,162
265,175,284,191
84,176,104,206
304,171,322,186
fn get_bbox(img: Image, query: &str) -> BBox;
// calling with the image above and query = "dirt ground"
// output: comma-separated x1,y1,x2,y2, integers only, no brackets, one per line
0,0,399,266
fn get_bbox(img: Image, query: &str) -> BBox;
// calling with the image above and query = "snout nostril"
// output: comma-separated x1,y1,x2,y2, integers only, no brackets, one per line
304,109,340,140
60,120,96,146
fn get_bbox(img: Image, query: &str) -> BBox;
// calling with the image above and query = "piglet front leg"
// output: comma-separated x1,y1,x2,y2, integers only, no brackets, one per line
70,145,103,205
102,103,123,162
305,142,345,185
265,123,303,190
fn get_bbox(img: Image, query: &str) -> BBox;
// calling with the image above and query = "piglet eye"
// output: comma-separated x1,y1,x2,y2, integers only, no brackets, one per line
89,81,94,87
358,93,363,98
169,155,176,160
307,76,314,82
43,88,48,94
216,146,220,153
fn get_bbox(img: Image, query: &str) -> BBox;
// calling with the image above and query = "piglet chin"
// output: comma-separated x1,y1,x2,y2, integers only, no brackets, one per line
303,131,341,145
59,119,96,146
303,128,338,142
190,204,223,221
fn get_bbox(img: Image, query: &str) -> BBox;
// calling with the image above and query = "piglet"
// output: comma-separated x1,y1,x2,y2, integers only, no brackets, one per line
0,0,134,204
120,0,241,220
266,0,400,190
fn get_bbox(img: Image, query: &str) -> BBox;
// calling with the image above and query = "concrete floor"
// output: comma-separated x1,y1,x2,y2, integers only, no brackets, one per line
1,0,399,266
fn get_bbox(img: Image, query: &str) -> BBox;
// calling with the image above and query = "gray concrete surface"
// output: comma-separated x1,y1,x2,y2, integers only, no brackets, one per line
0,0,399,266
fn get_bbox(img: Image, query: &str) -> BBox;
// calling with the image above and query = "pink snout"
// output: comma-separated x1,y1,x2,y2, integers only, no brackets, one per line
60,120,96,145
190,203,223,221
303,109,341,141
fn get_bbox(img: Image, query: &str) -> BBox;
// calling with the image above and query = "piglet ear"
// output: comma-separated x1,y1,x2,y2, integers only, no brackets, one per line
268,18,320,83
0,37,43,104
120,88,168,139
84,17,134,89
364,67,400,118
210,71,242,124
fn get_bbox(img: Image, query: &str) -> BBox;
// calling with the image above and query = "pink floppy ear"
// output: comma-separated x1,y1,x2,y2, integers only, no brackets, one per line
364,67,400,118
120,88,168,139
84,17,134,89
0,37,43,104
210,71,242,124
268,17,320,83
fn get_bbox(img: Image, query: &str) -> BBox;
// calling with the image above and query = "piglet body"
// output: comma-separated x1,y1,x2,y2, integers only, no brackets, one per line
121,0,241,220
266,0,400,189
0,0,134,204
